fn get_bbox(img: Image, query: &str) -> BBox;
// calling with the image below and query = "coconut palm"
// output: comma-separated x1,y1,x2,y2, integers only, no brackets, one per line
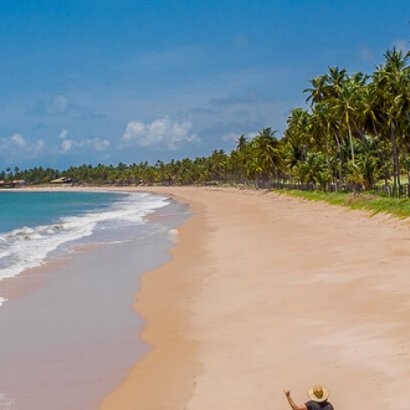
249,128,283,187
373,48,410,195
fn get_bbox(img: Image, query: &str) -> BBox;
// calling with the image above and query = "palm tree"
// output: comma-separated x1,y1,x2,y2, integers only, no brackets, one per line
304,75,329,105
373,48,410,195
250,128,283,187
326,66,348,97
311,102,334,176
236,135,248,152
335,76,363,164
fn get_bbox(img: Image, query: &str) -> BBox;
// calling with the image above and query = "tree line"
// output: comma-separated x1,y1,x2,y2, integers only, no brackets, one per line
2,48,409,196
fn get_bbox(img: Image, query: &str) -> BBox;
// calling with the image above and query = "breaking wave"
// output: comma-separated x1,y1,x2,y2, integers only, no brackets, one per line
0,192,168,292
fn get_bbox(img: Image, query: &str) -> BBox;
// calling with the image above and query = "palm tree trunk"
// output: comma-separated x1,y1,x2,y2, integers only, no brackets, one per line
406,154,410,198
347,122,355,164
325,130,331,190
390,118,399,196
352,118,368,151
334,132,343,182
370,118,384,165
371,118,378,140
397,130,403,191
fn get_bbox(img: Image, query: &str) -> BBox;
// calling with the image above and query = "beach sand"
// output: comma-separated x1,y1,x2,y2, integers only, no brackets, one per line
99,186,410,410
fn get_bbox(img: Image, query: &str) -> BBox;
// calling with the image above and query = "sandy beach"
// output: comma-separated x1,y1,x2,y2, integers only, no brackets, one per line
2,185,410,409
3,2,408,408
98,186,410,410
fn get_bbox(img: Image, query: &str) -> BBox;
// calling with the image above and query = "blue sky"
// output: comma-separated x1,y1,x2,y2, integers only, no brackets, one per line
0,0,409,169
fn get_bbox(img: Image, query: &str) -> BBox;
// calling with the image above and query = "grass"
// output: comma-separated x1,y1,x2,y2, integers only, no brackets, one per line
278,189,410,219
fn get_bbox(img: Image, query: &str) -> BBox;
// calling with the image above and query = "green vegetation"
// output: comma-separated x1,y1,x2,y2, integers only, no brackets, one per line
280,190,410,219
2,47,410,205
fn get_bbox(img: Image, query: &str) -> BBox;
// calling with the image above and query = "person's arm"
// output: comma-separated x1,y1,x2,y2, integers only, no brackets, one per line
283,390,307,410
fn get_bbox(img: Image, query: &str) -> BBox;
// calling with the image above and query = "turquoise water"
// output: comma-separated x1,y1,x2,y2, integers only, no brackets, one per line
0,191,124,233
0,197,186,410
0,190,169,287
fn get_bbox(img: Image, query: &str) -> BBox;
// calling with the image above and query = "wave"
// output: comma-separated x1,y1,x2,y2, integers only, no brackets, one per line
0,192,169,285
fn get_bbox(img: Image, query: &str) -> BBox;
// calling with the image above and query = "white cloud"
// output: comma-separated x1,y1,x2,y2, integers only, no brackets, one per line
10,133,26,146
81,137,111,151
0,133,45,163
121,116,200,150
59,130,110,153
59,129,69,139
61,139,74,152
59,129,73,152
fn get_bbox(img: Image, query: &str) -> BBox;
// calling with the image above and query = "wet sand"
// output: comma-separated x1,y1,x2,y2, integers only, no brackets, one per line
100,187,410,410
0,197,188,409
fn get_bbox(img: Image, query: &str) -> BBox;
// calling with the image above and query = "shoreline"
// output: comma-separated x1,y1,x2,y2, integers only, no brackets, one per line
2,186,410,409
0,189,188,409
0,188,170,296
101,190,204,409
102,186,410,409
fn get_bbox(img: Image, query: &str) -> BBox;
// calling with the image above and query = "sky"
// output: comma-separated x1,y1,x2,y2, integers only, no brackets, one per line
0,0,409,169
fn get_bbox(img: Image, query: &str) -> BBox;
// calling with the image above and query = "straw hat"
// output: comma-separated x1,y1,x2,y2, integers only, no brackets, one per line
307,385,329,402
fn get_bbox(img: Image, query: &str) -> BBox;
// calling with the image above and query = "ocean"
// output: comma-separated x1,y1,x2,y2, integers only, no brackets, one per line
0,189,188,409
0,190,169,306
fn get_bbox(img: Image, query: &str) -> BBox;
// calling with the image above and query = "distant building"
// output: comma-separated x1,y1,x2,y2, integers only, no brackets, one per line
50,177,73,184
0,180,26,188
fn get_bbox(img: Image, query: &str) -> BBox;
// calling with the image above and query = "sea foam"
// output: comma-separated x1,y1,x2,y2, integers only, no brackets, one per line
0,192,168,284
0,394,15,409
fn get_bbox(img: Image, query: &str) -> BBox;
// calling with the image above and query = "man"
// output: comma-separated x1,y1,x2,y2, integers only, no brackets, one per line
284,385,334,410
